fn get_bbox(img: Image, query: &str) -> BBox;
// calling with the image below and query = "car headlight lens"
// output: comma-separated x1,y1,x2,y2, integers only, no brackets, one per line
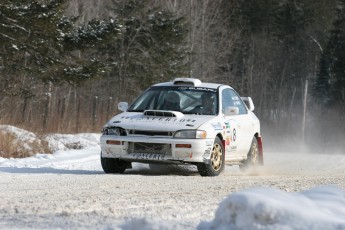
102,127,125,136
173,130,207,139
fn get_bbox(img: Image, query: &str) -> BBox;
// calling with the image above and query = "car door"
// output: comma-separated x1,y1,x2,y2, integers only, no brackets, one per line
221,88,253,158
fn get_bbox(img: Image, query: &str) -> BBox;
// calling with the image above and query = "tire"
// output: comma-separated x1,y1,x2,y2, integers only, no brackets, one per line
197,137,225,176
239,137,259,170
100,153,129,174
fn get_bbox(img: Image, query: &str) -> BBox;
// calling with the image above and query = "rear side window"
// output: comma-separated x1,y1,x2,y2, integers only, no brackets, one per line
222,89,247,115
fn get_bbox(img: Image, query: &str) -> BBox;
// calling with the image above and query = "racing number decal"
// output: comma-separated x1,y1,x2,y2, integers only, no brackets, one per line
232,129,236,142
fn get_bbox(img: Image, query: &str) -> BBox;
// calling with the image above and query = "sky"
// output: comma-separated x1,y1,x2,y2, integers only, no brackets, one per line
1,125,345,229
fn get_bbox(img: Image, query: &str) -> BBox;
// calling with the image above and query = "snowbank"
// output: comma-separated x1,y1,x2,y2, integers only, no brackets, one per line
0,124,100,157
0,125,47,156
44,132,100,151
198,185,345,230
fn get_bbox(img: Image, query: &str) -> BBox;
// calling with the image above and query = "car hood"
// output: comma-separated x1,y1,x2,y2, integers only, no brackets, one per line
106,111,214,131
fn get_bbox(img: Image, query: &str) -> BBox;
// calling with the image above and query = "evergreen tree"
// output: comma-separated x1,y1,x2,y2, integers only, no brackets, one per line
314,0,345,109
99,0,188,97
0,0,120,96
313,52,332,106
271,1,310,107
329,0,345,107
0,0,69,96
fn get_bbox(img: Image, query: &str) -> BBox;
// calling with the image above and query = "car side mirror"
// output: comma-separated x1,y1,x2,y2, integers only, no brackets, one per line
118,102,128,112
224,107,239,116
241,97,255,112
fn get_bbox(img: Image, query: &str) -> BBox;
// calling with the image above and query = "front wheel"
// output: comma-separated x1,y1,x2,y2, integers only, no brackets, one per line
101,153,129,174
197,137,225,176
239,137,259,170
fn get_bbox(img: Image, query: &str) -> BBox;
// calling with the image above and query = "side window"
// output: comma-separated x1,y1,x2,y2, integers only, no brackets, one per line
222,89,247,115
222,89,233,110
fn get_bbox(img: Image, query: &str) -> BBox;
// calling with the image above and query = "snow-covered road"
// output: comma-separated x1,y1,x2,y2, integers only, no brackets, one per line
1,132,345,229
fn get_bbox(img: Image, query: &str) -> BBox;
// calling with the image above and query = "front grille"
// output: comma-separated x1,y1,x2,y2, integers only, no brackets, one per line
128,142,172,155
129,130,173,136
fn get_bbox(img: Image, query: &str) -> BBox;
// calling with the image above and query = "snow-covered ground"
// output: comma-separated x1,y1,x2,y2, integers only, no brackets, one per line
1,125,345,229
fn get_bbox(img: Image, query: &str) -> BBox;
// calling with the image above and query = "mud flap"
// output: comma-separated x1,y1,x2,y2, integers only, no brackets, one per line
257,136,264,165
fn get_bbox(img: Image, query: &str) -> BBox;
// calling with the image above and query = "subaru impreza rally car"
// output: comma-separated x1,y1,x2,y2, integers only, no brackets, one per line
100,78,263,176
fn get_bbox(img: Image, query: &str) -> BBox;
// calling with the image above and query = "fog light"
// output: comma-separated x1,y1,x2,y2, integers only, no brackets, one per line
106,140,121,145
175,144,192,148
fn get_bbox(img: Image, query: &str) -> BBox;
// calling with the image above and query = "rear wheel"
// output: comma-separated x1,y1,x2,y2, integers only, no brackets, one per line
197,137,225,176
101,153,129,174
239,137,259,170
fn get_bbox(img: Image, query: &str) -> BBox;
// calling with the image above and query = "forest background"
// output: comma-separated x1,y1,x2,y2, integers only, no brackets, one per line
1,0,345,153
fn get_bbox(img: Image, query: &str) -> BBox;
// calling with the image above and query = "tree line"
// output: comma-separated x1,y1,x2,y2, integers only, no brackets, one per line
1,0,344,151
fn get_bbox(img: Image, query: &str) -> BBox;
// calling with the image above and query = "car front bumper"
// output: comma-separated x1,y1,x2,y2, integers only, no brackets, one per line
100,135,214,164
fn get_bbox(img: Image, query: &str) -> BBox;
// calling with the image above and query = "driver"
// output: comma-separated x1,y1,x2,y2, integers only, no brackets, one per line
200,92,215,115
162,92,180,111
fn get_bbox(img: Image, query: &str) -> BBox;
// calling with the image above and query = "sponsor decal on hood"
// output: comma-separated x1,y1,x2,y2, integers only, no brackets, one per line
107,112,213,131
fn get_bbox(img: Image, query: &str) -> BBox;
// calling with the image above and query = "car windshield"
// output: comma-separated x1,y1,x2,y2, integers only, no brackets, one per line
128,86,218,115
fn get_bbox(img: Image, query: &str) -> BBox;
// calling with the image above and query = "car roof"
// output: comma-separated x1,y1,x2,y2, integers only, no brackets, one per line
152,78,232,90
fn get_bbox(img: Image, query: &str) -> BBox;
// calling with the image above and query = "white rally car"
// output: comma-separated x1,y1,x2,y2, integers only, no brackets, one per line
100,78,263,176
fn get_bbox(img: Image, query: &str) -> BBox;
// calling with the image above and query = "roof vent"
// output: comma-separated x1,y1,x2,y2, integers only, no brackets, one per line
173,78,202,86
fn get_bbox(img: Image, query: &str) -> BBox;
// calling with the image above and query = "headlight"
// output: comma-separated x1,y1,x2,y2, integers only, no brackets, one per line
173,130,207,139
102,127,126,136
